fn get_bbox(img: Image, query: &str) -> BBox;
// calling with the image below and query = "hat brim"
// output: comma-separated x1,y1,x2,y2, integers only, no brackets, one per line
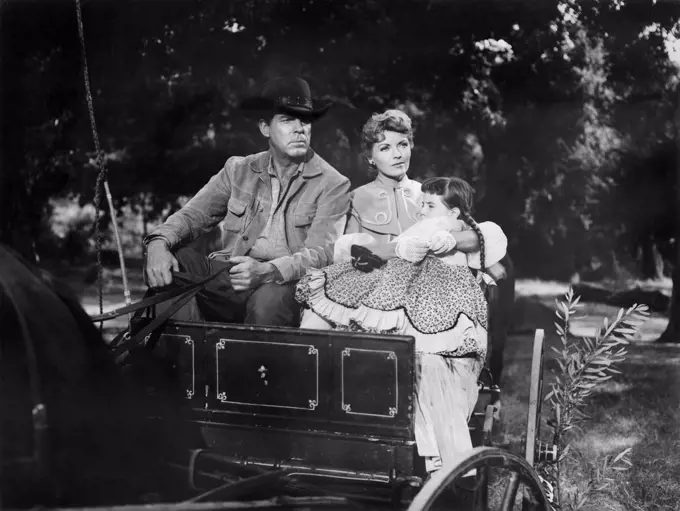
239,97,332,121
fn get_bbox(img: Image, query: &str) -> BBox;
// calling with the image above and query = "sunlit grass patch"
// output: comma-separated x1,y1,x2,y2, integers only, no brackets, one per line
589,380,634,396
573,432,640,458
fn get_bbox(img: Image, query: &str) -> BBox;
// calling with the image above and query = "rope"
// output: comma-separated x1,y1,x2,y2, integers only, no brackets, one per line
75,0,105,330
75,0,133,332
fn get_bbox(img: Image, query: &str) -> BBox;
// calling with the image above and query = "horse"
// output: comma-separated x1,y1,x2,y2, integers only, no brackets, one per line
0,244,188,508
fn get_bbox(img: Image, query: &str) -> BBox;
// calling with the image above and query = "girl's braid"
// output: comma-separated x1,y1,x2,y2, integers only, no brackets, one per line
460,211,486,273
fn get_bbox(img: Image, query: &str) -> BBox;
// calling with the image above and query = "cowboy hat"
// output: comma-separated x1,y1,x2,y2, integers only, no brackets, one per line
239,76,332,121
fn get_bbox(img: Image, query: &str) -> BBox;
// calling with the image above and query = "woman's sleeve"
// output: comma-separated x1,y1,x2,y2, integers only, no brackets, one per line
344,188,363,235
345,211,362,235
466,221,507,269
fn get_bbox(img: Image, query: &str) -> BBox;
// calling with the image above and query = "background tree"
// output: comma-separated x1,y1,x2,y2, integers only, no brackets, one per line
2,0,680,340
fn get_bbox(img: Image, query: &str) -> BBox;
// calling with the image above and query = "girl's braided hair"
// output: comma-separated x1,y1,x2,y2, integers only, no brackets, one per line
420,176,486,272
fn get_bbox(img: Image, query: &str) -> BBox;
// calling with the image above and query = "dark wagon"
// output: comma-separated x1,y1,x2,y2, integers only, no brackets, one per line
87,299,558,511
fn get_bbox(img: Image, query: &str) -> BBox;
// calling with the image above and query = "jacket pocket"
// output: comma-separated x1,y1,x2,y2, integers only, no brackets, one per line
224,197,248,232
288,202,317,250
293,202,317,228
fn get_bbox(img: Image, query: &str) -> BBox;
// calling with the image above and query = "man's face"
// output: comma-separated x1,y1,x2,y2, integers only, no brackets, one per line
260,113,312,160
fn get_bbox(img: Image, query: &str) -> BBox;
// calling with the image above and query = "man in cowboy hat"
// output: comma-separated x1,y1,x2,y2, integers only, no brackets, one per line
143,76,350,326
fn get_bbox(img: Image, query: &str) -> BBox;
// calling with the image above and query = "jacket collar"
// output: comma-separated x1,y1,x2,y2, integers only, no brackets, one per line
248,149,322,178
373,172,411,190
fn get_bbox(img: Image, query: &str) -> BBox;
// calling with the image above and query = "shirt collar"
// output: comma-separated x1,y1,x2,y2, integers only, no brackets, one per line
267,155,305,179
374,171,410,190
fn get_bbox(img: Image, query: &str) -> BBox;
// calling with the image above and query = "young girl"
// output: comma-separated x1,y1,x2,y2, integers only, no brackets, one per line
295,176,507,474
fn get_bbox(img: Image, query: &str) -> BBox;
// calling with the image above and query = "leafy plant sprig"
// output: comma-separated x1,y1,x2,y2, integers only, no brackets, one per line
544,287,649,510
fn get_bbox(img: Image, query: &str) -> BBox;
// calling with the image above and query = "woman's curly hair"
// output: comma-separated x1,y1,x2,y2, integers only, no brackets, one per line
360,109,414,162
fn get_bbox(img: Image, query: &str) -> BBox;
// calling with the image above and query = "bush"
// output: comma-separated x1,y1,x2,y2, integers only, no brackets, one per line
542,288,649,510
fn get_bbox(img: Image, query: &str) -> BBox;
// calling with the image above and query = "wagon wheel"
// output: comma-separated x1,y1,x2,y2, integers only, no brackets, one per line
502,329,559,510
407,447,552,511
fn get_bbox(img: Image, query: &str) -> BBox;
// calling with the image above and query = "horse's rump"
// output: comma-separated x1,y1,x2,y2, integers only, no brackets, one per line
0,245,174,507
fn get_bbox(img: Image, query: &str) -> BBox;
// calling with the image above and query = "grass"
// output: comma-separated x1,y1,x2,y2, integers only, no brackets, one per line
63,263,680,510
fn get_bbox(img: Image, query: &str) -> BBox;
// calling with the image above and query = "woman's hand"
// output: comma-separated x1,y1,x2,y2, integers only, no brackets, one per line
351,245,386,272
368,242,398,261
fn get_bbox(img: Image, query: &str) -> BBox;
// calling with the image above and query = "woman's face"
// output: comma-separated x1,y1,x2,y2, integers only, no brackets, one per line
370,130,412,179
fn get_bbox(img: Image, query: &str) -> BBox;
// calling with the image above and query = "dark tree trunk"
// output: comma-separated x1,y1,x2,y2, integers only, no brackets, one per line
658,266,680,342
657,85,680,342
0,2,36,263
639,238,665,281
1,1,81,263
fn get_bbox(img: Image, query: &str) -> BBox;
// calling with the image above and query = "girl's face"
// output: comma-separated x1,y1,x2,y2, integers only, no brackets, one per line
420,193,460,220
370,130,412,179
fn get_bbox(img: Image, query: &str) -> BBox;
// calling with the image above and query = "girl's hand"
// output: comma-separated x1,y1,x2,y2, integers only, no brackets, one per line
487,262,507,281
429,230,457,255
395,237,430,263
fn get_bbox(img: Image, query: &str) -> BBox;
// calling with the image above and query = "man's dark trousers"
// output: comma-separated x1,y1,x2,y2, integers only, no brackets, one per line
152,246,300,327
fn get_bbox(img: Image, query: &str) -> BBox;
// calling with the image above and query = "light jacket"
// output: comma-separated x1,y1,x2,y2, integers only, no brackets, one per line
145,150,351,283
346,174,423,243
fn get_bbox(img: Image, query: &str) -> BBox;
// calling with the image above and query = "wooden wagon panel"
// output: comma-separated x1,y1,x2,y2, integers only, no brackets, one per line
144,323,205,409
206,333,325,413
330,336,413,433
201,424,418,477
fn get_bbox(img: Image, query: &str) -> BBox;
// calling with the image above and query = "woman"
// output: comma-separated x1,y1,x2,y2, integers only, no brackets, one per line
344,109,423,242
335,109,504,278
296,108,507,473
296,176,507,474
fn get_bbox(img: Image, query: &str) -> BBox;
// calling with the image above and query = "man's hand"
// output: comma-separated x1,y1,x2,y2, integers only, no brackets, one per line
145,239,179,288
228,256,279,291
486,262,507,281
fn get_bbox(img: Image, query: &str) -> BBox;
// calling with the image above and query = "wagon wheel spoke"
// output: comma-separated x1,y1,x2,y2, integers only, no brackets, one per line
407,447,553,511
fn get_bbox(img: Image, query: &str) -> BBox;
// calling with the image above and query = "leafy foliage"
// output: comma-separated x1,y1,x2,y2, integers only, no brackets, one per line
544,288,649,508
2,0,680,279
